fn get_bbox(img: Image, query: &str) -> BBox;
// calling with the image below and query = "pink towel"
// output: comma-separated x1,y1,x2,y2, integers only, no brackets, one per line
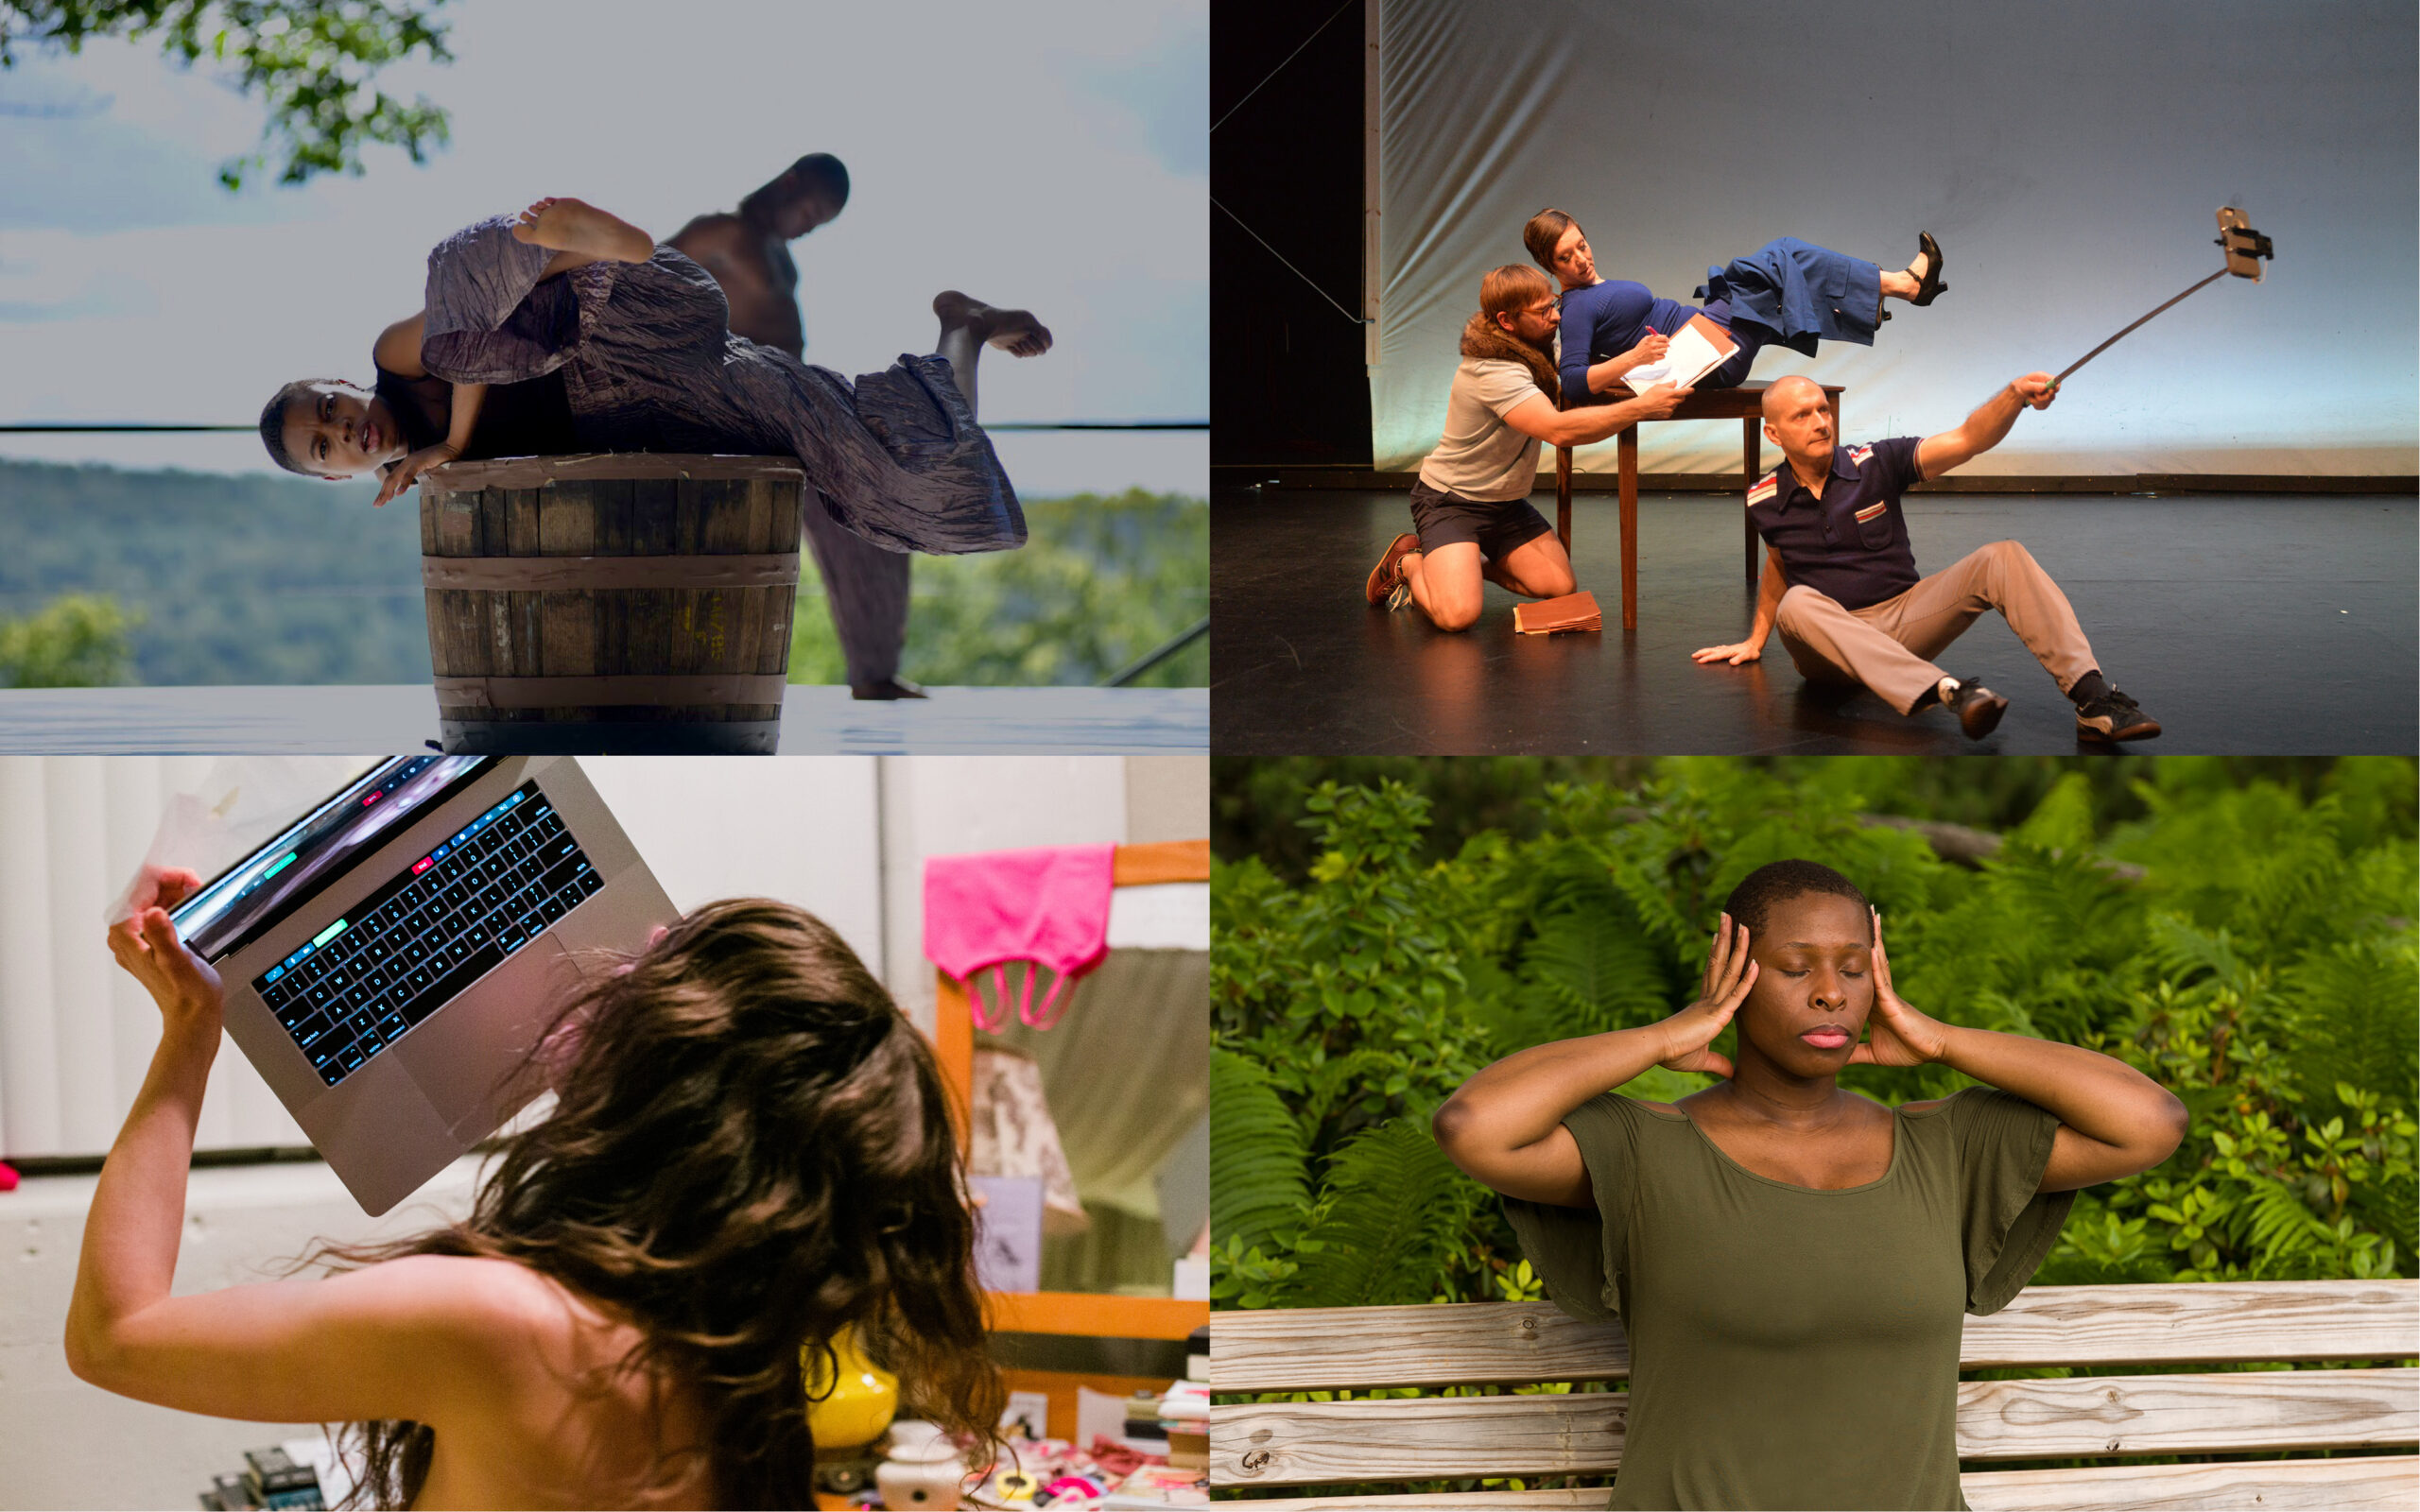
925,844,1115,1031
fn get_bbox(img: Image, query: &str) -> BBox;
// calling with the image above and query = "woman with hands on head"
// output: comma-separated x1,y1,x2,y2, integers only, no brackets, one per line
73,868,1001,1510
1431,859,2188,1511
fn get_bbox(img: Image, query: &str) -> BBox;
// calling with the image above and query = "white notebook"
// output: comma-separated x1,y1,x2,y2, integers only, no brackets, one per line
1618,312,1739,392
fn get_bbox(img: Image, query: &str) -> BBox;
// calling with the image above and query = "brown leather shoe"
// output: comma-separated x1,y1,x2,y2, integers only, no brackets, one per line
1366,532,1419,607
1942,676,2007,739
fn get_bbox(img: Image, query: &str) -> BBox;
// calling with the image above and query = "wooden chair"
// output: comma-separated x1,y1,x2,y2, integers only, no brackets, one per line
1552,381,1843,632
1210,1280,2419,1508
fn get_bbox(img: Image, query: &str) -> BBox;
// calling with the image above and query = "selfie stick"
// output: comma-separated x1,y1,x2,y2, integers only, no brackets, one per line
2048,207,2273,391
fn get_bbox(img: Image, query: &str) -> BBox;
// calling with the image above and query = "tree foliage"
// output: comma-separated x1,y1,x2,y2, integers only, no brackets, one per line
1212,759,2419,1316
786,490,1208,688
1,0,453,187
0,463,1204,686
0,591,138,686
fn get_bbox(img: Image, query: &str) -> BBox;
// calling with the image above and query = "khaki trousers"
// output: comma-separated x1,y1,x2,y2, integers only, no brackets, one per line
1774,541,2099,714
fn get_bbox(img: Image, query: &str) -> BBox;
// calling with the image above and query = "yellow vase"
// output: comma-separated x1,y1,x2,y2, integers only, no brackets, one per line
804,1326,899,1451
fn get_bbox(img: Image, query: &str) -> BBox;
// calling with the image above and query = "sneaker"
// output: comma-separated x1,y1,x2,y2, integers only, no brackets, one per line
1939,676,2008,740
1366,532,1419,607
2076,687,2161,742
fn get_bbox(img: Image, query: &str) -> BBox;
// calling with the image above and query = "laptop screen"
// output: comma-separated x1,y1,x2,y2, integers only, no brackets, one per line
170,756,496,962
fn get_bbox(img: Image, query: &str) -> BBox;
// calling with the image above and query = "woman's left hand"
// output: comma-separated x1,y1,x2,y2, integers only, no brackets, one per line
1848,908,1954,1067
373,442,459,507
106,868,224,1036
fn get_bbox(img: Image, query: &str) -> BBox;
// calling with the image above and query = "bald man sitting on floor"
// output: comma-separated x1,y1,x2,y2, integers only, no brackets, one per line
1690,373,2160,743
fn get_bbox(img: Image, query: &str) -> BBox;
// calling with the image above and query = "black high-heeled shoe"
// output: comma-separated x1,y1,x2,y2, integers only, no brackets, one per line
1910,231,1946,306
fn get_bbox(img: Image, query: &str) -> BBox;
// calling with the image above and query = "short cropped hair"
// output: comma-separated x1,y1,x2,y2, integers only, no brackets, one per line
1479,263,1556,324
258,379,339,476
786,152,849,207
1522,207,1579,273
1721,859,1872,939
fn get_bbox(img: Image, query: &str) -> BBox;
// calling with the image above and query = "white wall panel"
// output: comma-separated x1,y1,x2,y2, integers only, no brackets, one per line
581,756,885,988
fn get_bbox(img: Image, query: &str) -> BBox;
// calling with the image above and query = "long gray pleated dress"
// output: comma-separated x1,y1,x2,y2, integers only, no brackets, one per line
415,214,1024,559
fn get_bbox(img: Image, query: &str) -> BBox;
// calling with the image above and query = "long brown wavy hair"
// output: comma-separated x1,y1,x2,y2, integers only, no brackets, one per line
306,899,1002,1507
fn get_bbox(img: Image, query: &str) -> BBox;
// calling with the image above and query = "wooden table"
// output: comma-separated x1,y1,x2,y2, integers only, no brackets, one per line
1553,380,1844,630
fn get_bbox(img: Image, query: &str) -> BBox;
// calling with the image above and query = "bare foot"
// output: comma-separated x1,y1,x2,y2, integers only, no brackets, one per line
511,197,654,263
933,290,1053,357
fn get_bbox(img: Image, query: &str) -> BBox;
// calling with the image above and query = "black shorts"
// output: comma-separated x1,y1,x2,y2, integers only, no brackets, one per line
1407,479,1554,561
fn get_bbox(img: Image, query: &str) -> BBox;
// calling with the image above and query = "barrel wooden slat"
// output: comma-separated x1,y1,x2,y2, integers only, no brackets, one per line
1236,1457,2420,1511
1211,1368,2419,1487
427,452,804,489
1209,1281,2420,1392
421,456,799,750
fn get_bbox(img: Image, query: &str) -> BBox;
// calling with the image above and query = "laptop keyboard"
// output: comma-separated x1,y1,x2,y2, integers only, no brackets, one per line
251,782,605,1087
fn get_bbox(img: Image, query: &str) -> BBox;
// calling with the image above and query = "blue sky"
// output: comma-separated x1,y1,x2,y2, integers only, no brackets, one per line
0,0,1205,495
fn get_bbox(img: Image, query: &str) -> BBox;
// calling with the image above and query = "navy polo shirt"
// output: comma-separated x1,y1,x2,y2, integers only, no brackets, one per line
1746,437,1924,611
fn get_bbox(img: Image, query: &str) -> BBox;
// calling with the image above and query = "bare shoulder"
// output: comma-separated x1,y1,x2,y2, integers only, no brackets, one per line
667,213,746,255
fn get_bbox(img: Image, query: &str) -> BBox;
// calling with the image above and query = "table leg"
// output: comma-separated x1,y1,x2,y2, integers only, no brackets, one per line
1618,424,1639,631
1742,418,1760,587
1556,441,1572,552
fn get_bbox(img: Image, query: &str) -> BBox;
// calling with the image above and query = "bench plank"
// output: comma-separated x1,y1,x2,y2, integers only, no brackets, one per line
1963,1454,2420,1511
1210,1280,2420,1392
1236,1456,2420,1511
1212,1368,2417,1486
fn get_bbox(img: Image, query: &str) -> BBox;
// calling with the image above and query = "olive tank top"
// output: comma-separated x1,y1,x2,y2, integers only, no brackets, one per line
1504,1088,2073,1511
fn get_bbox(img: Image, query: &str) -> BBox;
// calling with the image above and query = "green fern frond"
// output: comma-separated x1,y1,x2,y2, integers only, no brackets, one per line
1523,905,1674,1038
1212,1048,1311,1257
1288,1119,1485,1309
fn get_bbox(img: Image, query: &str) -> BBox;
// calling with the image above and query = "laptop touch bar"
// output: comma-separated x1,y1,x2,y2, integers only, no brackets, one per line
252,781,605,1087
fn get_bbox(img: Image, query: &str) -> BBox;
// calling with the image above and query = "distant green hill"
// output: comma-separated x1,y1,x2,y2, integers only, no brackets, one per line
0,460,1204,687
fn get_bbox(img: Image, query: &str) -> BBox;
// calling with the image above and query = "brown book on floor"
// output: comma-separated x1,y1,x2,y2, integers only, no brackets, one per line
1514,591,1602,634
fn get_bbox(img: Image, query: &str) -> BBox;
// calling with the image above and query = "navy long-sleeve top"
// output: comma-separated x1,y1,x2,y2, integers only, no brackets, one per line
1557,280,1731,404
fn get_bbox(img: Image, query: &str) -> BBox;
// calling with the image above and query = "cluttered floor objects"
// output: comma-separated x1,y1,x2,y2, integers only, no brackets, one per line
806,1350,1209,1510
1213,488,2419,755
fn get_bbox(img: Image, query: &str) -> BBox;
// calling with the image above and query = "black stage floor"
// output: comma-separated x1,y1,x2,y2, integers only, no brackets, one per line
1212,490,2418,755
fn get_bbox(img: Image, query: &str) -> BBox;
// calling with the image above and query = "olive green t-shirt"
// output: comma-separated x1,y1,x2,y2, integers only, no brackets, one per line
1505,1088,2074,1511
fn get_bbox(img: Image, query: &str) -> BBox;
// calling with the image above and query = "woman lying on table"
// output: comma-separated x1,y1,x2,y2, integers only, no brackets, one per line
70,877,1001,1509
256,196,1050,556
1525,209,1945,402
1432,858,2187,1511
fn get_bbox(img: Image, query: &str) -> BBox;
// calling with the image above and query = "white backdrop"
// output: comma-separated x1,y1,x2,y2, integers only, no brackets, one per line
1374,0,2420,477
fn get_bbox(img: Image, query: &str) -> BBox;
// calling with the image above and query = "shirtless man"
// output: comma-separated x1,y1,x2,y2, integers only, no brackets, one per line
671,155,924,700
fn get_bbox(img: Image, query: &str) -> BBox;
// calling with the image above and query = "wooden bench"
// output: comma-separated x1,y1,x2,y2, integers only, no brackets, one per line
1211,1280,2419,1508
1551,381,1843,632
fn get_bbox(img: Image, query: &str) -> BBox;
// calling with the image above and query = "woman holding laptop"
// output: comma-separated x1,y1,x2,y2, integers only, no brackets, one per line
69,873,1000,1508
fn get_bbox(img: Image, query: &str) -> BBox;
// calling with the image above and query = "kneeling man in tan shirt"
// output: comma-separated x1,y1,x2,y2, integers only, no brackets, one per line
1367,264,1688,630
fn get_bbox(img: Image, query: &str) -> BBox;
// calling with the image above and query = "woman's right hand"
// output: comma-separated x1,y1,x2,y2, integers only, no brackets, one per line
1623,331,1670,368
106,868,224,1038
1657,914,1757,1078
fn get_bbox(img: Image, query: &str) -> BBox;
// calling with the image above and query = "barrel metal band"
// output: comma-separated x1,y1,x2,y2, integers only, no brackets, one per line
432,674,791,710
421,553,800,592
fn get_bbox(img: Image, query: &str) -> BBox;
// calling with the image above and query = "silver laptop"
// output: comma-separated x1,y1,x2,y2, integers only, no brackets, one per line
169,755,678,1214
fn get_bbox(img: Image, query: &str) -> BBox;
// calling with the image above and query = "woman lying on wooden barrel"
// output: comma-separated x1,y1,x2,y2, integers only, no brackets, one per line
1432,859,2188,1511
256,197,1051,556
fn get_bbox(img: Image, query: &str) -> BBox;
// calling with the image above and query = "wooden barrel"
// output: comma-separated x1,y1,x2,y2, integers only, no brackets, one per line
419,454,802,753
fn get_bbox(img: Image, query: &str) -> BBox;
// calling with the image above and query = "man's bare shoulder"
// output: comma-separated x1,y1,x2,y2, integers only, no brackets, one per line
667,213,750,255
